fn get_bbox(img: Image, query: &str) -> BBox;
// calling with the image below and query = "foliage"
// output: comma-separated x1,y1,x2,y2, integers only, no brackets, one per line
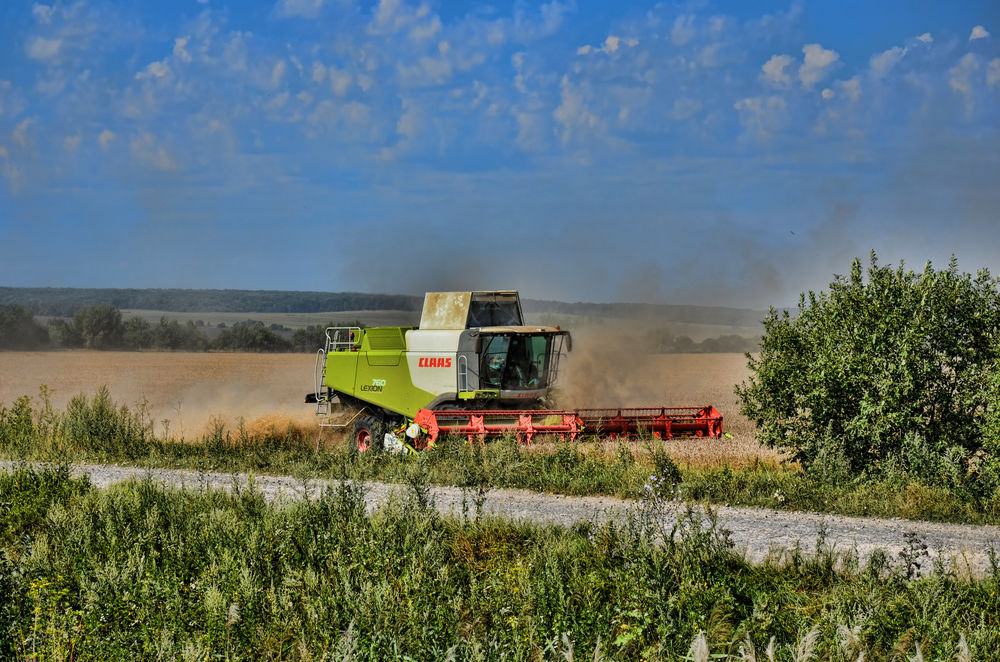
123,316,209,350
71,304,125,349
211,321,293,352
644,328,759,354
0,466,996,659
3,389,999,524
0,305,49,350
737,253,1000,482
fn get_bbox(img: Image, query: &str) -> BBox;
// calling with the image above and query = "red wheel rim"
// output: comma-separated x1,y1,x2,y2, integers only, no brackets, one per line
356,428,371,452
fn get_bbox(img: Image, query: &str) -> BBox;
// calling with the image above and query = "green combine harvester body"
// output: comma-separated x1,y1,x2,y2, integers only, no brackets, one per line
306,290,723,450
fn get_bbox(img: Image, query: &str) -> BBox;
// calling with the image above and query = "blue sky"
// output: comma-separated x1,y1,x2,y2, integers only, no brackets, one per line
0,1,998,308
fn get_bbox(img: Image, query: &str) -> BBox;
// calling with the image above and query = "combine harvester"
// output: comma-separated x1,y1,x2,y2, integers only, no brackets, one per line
306,291,722,451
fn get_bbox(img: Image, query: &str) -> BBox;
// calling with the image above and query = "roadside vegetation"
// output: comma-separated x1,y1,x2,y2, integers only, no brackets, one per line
2,387,1000,525
1,464,997,660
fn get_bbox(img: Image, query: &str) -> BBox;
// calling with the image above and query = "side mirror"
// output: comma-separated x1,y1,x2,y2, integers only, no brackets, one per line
564,332,572,353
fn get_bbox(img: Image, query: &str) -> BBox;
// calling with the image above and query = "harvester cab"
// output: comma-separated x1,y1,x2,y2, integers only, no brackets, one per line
306,290,722,451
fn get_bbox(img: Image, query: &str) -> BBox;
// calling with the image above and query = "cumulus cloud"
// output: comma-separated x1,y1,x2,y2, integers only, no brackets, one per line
917,33,933,43
130,132,180,172
821,88,834,100
12,119,34,148
98,129,115,150
578,35,637,56
135,60,170,80
275,0,324,20
311,61,326,83
869,46,907,78
271,59,287,88
761,54,793,86
670,15,696,46
64,135,82,152
989,58,1000,86
173,37,192,63
840,76,861,102
329,67,351,96
26,36,62,61
949,53,979,114
734,96,787,138
969,25,989,41
553,75,598,144
33,4,55,24
799,43,838,87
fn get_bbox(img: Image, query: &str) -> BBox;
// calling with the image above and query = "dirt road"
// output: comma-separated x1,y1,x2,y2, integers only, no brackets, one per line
6,461,998,577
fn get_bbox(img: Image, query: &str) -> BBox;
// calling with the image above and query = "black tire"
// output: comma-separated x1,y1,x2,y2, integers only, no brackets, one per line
351,416,383,453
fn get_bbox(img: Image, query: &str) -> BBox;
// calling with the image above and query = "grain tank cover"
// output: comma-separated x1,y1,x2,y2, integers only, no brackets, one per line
419,291,523,330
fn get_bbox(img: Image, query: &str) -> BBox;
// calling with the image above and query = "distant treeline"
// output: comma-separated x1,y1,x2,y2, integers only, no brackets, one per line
0,287,421,317
643,328,759,354
0,287,766,327
0,304,359,353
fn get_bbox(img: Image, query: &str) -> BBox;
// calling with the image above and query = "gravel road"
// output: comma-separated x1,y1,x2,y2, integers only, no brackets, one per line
5,461,999,576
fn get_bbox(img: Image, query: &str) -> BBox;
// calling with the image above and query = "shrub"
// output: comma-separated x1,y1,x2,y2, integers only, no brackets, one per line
211,322,292,352
0,305,49,349
738,253,1000,479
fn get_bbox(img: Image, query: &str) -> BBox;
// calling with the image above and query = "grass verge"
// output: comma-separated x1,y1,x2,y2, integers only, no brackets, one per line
2,388,1000,525
1,465,998,660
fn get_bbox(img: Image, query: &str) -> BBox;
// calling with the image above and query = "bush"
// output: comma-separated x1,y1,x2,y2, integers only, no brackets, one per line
211,321,292,352
0,305,49,349
738,253,1000,480
72,304,125,349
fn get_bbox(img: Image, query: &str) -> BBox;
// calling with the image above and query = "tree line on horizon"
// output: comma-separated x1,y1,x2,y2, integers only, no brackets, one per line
0,304,362,353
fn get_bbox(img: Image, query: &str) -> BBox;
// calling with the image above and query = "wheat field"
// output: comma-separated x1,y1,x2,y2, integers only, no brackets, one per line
0,349,770,465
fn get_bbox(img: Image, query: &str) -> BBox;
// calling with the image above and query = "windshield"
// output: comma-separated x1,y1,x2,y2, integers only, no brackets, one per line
480,334,552,390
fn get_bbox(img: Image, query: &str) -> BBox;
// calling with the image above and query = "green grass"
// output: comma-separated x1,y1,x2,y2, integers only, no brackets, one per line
2,388,1000,526
0,465,997,660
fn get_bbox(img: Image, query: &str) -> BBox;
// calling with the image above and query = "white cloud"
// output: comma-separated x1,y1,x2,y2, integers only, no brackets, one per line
12,119,34,148
271,59,287,88
841,76,861,102
276,0,324,20
670,15,696,47
173,36,192,63
130,133,180,172
64,135,82,152
970,25,990,41
917,33,933,44
26,36,62,60
988,58,1000,86
761,54,792,86
799,43,839,88
136,60,170,80
513,0,573,41
311,61,326,83
98,129,115,150
821,88,834,100
553,75,598,144
869,46,906,78
32,4,54,24
670,98,701,120
0,146,24,193
949,53,978,114
578,35,638,56
329,67,351,96
734,96,787,138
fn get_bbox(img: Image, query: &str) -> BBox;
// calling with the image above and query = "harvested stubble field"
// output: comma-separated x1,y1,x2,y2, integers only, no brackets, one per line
0,349,768,466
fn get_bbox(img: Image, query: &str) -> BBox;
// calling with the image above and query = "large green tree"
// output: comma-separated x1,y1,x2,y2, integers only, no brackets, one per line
737,253,1000,476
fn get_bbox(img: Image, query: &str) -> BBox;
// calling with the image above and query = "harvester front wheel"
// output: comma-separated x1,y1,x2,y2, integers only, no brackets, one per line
352,416,382,453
